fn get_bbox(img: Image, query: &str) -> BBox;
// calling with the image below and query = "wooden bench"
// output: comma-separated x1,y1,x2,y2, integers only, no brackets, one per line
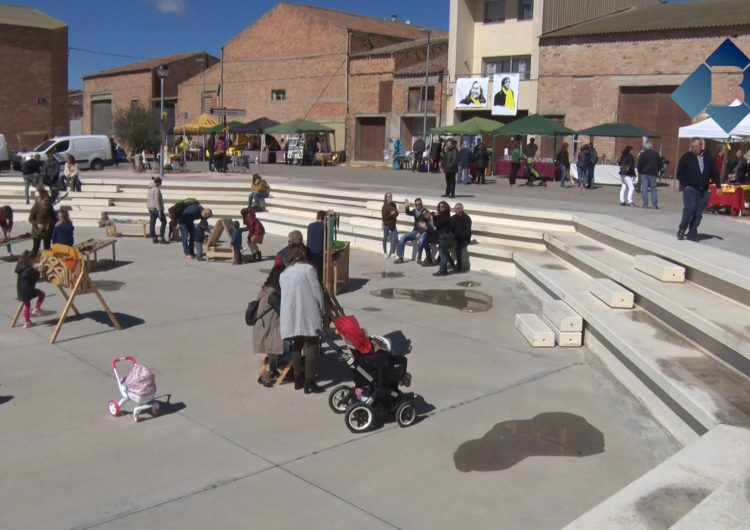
75,238,117,264
103,218,149,238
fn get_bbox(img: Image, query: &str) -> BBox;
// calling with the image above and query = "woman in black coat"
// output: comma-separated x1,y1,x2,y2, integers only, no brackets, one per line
432,201,455,276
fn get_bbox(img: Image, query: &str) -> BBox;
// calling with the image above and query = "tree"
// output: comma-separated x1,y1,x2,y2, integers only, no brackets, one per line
111,103,160,153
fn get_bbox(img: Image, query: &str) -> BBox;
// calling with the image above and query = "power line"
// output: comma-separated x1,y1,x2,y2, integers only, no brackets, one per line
69,46,150,60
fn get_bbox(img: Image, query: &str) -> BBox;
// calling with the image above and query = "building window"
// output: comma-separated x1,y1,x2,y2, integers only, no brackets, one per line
201,91,216,113
484,0,506,23
130,98,139,107
407,86,435,113
518,0,533,20
271,89,286,102
483,55,531,80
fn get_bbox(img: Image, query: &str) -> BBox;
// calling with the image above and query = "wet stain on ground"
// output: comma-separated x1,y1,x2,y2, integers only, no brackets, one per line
370,288,492,312
542,264,567,270
361,307,382,312
456,280,481,288
635,486,711,528
259,268,271,274
625,310,694,349
576,245,604,251
453,412,604,472
93,280,126,292
363,271,405,279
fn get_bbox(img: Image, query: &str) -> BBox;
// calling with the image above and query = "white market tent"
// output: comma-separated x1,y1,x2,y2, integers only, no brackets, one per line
678,101,750,139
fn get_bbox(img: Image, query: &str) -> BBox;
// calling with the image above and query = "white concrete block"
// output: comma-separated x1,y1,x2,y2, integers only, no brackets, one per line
542,315,583,347
634,254,685,283
590,278,634,308
542,299,583,332
514,314,555,347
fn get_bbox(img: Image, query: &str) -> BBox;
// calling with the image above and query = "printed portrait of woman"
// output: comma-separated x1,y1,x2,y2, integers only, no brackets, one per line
459,80,487,107
493,76,515,109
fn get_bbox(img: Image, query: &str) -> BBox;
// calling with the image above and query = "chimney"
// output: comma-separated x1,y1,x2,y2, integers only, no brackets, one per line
391,14,397,22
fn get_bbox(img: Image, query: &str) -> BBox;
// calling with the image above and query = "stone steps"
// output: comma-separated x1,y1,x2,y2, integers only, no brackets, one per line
514,249,750,444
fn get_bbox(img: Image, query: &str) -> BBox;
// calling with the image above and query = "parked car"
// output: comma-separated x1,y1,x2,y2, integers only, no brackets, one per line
0,134,9,171
12,135,113,171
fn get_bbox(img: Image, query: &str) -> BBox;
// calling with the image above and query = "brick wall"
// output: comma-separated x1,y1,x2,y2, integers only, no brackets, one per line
538,31,750,163
0,24,68,151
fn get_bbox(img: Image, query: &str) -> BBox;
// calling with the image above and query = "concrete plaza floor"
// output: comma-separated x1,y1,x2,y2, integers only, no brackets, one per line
0,220,681,529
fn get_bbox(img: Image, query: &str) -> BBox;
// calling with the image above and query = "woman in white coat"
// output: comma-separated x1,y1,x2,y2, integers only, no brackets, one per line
279,244,325,393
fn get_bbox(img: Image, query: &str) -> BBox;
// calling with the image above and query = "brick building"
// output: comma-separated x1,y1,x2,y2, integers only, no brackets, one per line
176,3,444,161
537,0,750,166
82,52,218,137
349,38,448,160
0,4,68,151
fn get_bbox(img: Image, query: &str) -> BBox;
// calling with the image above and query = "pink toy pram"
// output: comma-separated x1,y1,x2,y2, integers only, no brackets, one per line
108,356,160,423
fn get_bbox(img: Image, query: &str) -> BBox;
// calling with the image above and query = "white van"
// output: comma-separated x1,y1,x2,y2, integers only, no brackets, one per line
0,134,9,171
13,135,113,171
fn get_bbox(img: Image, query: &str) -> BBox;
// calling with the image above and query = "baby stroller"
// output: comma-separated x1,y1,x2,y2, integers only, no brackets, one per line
326,315,416,433
108,356,160,423
522,156,547,186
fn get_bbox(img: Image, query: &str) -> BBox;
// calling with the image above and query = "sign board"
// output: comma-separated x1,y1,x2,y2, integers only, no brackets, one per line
210,108,247,117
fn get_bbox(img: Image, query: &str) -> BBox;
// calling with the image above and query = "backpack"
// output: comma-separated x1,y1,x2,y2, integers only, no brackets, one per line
167,198,199,220
245,298,272,326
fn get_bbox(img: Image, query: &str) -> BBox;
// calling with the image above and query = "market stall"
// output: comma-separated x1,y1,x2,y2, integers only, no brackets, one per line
708,184,749,216
264,119,337,165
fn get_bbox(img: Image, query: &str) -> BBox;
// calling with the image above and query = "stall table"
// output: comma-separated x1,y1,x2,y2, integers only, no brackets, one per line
707,185,748,216
494,160,556,181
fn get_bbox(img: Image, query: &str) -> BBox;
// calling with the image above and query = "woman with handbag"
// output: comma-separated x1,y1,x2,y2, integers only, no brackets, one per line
381,192,399,259
432,201,455,277
253,265,286,387
618,146,636,207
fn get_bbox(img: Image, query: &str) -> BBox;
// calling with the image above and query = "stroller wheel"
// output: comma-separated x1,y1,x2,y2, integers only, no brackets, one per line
328,385,353,414
133,413,141,423
151,402,160,417
108,400,120,417
396,401,417,427
345,403,374,433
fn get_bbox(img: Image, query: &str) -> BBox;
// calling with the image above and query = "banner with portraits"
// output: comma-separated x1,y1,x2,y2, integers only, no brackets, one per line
492,73,520,116
455,77,489,109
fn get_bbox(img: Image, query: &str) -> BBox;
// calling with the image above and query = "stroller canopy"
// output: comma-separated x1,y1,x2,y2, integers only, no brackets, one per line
334,315,373,354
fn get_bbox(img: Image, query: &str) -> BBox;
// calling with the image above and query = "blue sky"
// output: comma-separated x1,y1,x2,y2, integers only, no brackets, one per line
21,0,449,90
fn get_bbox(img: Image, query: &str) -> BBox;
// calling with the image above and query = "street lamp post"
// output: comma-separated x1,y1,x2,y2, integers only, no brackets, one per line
421,29,432,139
155,64,169,179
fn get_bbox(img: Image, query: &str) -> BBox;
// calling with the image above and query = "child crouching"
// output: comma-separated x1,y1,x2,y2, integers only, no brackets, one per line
15,250,46,328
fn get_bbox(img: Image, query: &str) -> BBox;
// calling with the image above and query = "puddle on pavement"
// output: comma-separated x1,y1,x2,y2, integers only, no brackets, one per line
453,412,604,472
370,288,492,313
361,307,382,312
576,245,604,251
456,280,481,287
542,264,567,270
363,271,405,279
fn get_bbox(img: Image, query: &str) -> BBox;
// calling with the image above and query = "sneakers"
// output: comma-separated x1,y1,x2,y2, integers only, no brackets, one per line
677,229,685,241
383,253,390,259
23,321,34,328
31,307,42,316
394,257,404,264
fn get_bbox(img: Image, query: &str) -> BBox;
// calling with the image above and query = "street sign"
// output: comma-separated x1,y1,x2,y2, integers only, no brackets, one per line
210,108,246,117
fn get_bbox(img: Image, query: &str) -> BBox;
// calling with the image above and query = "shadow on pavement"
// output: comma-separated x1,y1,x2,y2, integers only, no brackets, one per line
64,311,145,329
338,277,369,294
0,395,14,405
90,260,133,272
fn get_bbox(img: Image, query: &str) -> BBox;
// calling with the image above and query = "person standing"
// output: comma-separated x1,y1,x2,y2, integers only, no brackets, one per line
441,139,458,198
178,203,212,259
22,154,42,205
576,144,591,191
28,194,55,258
637,141,661,209
411,136,425,172
588,142,599,189
254,265,285,387
676,137,721,241
214,134,227,173
618,146,636,207
381,192,399,258
458,141,473,185
64,155,82,192
42,152,61,202
474,143,490,184
429,135,442,172
279,244,325,394
556,143,570,188
306,210,325,282
147,177,167,243
510,141,522,186
0,205,14,255
15,250,46,329
207,132,216,171
451,203,472,273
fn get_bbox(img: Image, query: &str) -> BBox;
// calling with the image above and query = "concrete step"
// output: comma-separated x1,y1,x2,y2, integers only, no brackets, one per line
541,315,583,347
515,313,555,347
543,299,583,332
514,249,750,443
633,254,685,283
564,425,750,529
545,231,750,378
589,278,634,308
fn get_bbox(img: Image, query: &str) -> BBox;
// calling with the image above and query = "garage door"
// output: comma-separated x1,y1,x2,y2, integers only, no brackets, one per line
91,100,112,136
357,117,386,161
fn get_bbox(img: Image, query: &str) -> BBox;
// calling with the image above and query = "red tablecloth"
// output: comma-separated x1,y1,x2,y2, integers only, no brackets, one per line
707,187,746,216
494,160,556,181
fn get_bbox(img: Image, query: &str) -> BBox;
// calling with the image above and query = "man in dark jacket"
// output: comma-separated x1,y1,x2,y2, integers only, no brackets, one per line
441,140,459,198
474,144,490,184
306,210,325,281
637,141,661,209
451,202,472,272
411,137,425,172
458,142,474,185
429,136,442,172
178,203,212,258
676,137,721,241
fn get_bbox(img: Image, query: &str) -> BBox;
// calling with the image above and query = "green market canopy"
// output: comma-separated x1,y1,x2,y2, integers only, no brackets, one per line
264,119,335,134
492,113,576,137
577,122,660,138
431,116,505,136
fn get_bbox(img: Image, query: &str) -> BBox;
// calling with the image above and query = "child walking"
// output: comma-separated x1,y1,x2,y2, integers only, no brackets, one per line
15,250,46,328
231,220,243,265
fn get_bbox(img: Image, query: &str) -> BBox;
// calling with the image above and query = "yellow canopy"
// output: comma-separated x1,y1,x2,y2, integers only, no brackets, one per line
175,113,219,134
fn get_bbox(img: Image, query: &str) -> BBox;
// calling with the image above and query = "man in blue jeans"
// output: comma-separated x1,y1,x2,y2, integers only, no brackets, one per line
675,137,720,241
178,203,212,258
394,198,428,264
